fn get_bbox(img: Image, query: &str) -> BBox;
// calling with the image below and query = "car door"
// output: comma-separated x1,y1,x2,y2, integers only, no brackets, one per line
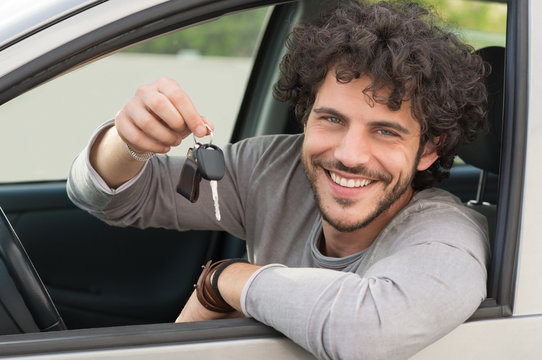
0,0,279,330
1,0,538,359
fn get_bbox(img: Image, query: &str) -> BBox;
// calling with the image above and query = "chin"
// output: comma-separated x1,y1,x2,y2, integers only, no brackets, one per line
322,209,377,233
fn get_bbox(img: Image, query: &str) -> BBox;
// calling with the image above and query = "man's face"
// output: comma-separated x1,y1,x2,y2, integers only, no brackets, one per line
302,72,437,233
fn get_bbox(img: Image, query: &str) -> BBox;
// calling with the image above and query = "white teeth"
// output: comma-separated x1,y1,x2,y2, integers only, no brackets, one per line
330,172,373,188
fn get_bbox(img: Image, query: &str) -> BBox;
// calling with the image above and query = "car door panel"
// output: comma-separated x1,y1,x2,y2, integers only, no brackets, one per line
0,1,272,331
0,181,215,328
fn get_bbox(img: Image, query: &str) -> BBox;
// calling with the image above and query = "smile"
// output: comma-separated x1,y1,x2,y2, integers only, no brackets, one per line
329,171,374,188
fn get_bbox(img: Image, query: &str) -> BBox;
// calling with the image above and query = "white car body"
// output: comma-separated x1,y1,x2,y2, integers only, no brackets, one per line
0,0,539,358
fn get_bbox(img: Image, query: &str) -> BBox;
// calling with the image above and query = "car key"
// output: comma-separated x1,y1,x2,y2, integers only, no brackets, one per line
176,147,202,203
195,143,225,221
176,126,225,221
195,144,225,181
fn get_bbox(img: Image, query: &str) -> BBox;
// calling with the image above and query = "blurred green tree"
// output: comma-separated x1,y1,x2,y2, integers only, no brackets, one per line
431,0,507,48
124,1,507,57
124,7,269,57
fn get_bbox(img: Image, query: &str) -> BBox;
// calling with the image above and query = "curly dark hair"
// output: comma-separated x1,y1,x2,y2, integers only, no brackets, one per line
273,0,488,190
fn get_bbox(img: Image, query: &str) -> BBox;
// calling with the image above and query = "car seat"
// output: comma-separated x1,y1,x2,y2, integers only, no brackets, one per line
456,45,505,248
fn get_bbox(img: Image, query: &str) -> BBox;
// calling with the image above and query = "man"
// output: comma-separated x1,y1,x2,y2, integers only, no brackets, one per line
67,1,490,359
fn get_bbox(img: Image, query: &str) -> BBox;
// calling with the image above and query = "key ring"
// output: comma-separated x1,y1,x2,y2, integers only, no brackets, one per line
193,124,214,147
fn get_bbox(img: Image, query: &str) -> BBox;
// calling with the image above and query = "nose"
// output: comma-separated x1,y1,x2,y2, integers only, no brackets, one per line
333,127,371,168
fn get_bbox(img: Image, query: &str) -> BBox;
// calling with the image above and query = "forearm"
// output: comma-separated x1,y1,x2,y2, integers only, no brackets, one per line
222,245,486,360
217,262,261,312
90,125,146,189
67,120,168,227
68,123,249,234
239,266,419,360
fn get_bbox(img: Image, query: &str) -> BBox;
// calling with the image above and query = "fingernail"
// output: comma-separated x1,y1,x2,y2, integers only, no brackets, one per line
195,125,207,137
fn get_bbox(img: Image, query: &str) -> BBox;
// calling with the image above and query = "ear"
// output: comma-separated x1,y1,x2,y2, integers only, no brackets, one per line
416,135,443,171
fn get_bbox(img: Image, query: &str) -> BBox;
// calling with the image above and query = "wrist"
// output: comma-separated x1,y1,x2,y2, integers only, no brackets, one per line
217,262,261,312
91,125,148,189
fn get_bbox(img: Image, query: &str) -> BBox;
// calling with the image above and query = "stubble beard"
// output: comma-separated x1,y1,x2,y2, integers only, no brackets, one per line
302,152,417,233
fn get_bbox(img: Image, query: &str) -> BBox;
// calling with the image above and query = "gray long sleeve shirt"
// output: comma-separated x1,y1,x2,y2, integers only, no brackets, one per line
67,121,489,360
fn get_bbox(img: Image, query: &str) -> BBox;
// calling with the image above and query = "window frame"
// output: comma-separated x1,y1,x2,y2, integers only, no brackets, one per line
486,0,528,316
0,0,288,106
465,0,527,320
0,0,529,356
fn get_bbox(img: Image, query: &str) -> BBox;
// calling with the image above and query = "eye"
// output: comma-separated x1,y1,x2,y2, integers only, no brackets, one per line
326,116,342,125
377,129,398,137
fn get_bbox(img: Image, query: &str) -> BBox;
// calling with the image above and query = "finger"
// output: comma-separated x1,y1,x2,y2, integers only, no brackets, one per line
140,81,182,123
190,116,215,143
155,78,208,138
201,116,215,133
136,82,187,138
192,117,214,142
124,95,182,147
115,110,171,154
179,127,193,140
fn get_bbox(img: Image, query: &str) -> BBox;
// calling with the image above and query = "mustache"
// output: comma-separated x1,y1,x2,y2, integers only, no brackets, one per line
313,159,392,183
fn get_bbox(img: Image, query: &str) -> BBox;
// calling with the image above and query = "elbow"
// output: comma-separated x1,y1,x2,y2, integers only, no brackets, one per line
312,322,426,360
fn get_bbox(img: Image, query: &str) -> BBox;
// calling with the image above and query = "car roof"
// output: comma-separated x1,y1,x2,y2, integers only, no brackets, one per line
0,0,101,49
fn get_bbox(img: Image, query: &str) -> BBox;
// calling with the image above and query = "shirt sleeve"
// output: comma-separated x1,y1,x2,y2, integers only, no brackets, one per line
66,123,304,240
66,121,248,237
241,232,487,360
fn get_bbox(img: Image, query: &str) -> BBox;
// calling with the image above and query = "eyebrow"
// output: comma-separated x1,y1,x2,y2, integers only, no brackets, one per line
312,107,411,135
313,107,349,120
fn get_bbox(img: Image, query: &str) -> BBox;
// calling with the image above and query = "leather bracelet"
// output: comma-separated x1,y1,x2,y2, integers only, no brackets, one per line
195,258,248,313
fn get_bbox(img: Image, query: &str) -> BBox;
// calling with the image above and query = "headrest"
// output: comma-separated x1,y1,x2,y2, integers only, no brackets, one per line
456,46,505,175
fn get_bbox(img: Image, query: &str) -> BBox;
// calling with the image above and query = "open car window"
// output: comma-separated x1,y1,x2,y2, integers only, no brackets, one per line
0,6,270,183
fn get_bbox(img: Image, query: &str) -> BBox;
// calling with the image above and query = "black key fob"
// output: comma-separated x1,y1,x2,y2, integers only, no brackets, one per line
196,144,225,181
176,157,201,203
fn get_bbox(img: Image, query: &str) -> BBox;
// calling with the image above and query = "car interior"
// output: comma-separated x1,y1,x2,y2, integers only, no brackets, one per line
0,0,514,347
448,45,504,305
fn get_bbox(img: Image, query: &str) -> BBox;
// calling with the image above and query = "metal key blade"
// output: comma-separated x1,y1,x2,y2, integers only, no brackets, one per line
210,180,221,221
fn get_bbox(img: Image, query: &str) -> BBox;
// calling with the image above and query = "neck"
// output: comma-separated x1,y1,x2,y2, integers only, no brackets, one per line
320,187,414,258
